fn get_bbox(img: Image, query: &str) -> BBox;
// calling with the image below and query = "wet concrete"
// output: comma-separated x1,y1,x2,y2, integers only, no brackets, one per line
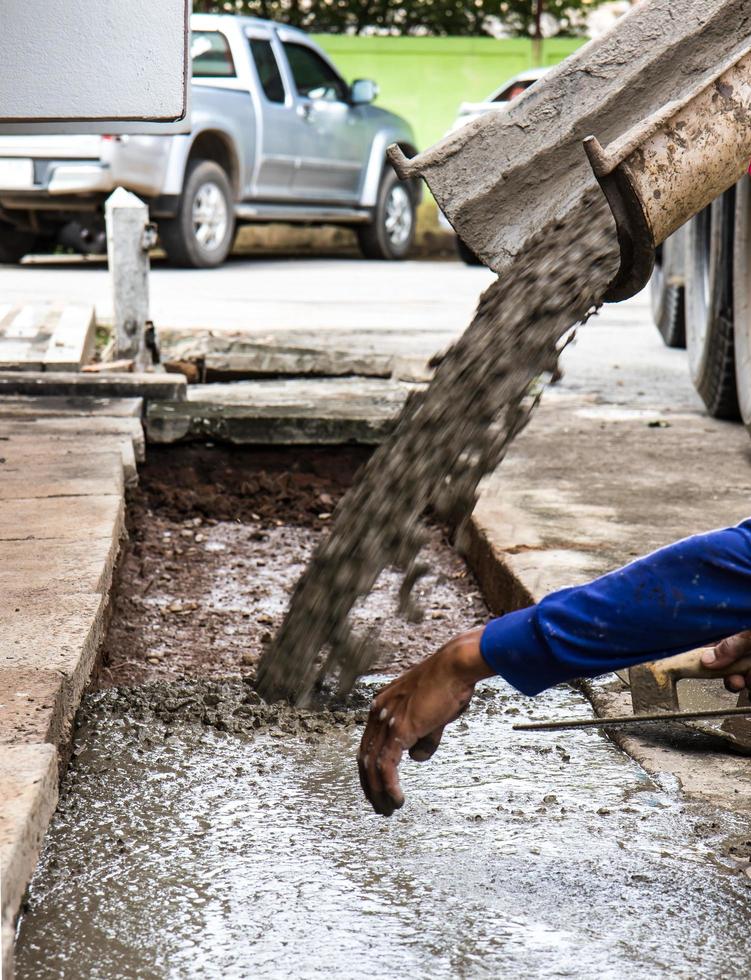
14,447,751,977
15,675,751,979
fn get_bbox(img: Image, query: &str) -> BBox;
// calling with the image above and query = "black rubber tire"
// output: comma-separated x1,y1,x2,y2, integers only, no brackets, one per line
0,222,36,263
160,160,235,269
685,190,739,420
455,235,483,266
733,175,751,427
650,230,685,348
357,166,415,260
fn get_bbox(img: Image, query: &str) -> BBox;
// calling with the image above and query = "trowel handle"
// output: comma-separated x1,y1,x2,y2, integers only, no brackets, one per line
668,648,751,681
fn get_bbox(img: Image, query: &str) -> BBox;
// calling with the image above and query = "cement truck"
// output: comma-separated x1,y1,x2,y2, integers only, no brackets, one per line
384,1,751,447
651,181,751,428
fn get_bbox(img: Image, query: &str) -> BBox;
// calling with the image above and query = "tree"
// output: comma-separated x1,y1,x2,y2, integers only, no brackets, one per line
192,0,609,37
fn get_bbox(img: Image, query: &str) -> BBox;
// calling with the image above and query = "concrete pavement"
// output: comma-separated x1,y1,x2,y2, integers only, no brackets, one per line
0,398,141,976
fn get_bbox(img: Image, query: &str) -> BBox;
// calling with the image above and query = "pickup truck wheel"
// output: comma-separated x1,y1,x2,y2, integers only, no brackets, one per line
357,168,415,260
685,191,739,419
650,228,686,348
0,222,36,264
160,160,235,269
733,176,751,427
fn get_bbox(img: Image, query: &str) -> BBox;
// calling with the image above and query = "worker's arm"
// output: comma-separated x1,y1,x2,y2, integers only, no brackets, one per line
359,519,751,815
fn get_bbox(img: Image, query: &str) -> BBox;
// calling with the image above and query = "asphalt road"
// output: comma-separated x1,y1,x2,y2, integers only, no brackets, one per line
3,254,492,357
1,252,706,412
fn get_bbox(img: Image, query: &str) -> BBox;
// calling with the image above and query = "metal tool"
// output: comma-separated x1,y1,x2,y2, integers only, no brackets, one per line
514,706,751,733
516,649,751,752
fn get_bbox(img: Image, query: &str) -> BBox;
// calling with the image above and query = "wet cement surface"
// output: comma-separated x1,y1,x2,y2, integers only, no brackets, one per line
15,677,751,979
16,447,751,976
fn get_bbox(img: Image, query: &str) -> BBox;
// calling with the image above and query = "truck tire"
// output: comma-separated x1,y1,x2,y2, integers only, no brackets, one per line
733,176,751,427
650,227,686,348
160,160,235,269
0,222,36,264
357,167,415,260
684,191,739,420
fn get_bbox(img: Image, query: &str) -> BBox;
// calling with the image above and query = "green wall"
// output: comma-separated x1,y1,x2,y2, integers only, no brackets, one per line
313,35,586,151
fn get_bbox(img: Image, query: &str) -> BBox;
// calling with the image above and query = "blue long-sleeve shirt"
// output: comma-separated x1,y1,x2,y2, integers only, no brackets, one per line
480,519,751,696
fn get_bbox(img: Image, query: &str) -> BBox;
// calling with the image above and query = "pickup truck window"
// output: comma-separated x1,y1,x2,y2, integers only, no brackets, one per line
282,42,348,103
191,31,236,79
249,39,285,104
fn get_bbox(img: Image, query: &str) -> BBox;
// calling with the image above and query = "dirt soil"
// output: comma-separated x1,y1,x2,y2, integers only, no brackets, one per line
96,445,488,688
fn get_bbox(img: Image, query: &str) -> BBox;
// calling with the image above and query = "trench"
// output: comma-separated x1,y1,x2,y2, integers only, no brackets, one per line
15,446,751,979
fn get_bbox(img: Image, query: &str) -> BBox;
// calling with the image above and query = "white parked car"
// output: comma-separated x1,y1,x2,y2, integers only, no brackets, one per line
440,67,550,264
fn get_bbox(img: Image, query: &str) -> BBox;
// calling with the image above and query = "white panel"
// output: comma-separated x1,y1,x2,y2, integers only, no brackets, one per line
0,0,188,128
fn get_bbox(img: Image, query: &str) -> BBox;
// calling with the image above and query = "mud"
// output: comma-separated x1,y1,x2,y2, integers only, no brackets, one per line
98,448,488,687
16,677,751,979
257,192,621,704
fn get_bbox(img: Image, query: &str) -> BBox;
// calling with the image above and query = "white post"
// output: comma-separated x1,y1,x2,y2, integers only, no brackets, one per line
105,187,157,370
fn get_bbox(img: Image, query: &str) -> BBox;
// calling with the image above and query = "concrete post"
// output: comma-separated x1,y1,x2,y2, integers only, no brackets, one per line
105,187,158,370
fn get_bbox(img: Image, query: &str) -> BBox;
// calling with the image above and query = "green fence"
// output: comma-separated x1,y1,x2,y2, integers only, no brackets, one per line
313,35,586,151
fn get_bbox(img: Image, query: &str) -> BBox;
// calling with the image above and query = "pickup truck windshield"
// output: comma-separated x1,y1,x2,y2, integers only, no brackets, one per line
283,42,347,102
191,31,236,78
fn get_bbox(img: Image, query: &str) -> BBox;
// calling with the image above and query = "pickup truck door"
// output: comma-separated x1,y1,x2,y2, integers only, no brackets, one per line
276,36,367,204
245,29,300,201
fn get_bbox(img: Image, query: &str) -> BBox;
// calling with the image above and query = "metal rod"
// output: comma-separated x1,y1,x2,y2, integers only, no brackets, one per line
513,705,751,732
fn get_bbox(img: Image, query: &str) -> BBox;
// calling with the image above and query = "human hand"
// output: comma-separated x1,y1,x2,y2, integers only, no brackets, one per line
357,628,493,816
700,631,751,692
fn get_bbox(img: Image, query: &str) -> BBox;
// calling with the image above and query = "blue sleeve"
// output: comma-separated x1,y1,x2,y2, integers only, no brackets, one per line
480,519,751,696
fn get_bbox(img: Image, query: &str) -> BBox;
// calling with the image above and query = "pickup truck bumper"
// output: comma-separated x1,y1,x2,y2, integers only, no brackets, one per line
46,162,114,196
0,157,115,198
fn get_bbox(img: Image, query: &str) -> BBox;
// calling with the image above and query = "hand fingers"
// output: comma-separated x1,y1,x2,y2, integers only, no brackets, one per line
376,733,405,814
724,670,751,693
724,673,747,692
357,703,387,810
409,725,445,762
703,631,751,670
362,704,396,816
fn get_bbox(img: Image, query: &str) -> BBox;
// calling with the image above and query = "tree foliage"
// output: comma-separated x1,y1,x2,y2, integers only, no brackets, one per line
192,0,609,37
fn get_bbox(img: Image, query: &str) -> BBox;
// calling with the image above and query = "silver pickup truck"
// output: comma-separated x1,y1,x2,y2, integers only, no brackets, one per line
0,14,420,267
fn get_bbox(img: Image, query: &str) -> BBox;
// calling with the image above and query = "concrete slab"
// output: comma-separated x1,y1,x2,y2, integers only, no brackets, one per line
0,536,120,595
0,370,186,400
0,668,65,747
1,437,138,486
0,395,142,418
1,416,145,461
0,744,58,973
0,452,124,500
146,378,420,445
0,494,124,544
466,391,751,618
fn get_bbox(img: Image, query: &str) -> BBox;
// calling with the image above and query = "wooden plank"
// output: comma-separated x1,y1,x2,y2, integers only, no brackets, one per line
0,304,96,372
43,305,96,371
0,370,186,400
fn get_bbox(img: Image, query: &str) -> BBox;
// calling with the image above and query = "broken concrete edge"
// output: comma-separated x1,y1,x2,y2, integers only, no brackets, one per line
0,420,138,971
1,744,58,979
461,503,751,816
145,402,400,446
0,370,187,402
